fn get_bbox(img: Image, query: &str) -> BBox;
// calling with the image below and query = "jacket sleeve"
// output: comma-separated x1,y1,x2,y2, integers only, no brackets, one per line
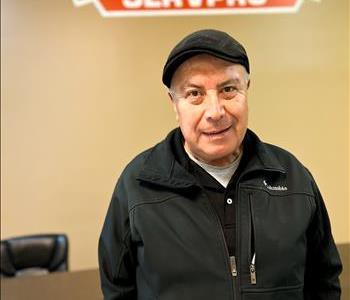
304,177,342,300
98,177,137,300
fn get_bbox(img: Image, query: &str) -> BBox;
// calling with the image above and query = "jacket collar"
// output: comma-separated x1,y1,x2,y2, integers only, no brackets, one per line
137,128,198,188
137,128,286,188
242,129,286,175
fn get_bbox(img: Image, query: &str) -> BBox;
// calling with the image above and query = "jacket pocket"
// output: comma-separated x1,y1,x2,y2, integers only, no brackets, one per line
242,189,309,291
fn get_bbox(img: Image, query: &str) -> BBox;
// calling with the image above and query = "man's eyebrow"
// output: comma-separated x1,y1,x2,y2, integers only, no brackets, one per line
181,83,203,90
217,78,242,88
178,78,243,90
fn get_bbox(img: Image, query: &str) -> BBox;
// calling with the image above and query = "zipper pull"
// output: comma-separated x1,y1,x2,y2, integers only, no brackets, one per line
230,256,237,277
250,253,257,284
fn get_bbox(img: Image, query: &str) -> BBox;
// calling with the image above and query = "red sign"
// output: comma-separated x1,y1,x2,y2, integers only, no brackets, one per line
73,0,303,17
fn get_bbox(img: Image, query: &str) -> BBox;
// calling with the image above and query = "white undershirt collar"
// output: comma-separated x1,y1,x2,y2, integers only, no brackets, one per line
185,149,243,188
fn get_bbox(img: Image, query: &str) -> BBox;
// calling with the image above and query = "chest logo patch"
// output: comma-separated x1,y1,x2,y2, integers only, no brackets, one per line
263,180,288,191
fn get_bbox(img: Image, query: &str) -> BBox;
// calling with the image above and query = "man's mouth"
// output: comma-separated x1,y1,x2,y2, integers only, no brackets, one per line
203,126,232,136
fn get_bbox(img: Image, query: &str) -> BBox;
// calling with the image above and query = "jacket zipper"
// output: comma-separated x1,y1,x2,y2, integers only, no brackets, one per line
248,194,257,285
250,253,257,284
230,256,238,277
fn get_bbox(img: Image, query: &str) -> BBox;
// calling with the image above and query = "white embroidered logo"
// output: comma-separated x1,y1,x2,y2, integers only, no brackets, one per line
263,180,288,191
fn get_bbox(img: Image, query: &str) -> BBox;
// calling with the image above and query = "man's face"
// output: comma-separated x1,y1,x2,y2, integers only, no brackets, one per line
170,54,249,166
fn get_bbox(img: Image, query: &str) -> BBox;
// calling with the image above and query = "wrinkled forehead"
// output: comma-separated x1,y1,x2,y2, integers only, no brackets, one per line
171,54,247,89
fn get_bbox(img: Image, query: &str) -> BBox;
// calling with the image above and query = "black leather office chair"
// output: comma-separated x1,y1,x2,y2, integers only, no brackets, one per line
0,234,68,277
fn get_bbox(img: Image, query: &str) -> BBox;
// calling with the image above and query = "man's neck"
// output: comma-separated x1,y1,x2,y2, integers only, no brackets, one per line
184,143,242,167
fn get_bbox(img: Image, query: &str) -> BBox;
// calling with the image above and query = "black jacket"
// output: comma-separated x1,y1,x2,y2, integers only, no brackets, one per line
98,128,342,300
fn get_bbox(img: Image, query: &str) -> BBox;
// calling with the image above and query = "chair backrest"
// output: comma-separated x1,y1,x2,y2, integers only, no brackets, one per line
0,234,68,277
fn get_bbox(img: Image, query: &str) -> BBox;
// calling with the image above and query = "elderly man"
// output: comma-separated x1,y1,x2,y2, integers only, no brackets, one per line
98,29,342,300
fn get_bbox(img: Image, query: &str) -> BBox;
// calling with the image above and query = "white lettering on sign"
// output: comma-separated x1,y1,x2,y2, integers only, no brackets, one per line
73,0,304,17
122,0,142,8
226,0,267,5
227,0,246,5
188,0,202,7
145,0,162,8
163,0,183,8
248,0,267,5
207,0,222,7
123,0,267,8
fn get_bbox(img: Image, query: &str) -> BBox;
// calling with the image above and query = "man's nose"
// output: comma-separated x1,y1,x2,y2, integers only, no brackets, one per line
204,90,224,121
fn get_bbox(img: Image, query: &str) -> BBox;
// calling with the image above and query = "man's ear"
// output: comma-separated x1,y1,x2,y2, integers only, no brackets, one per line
247,79,251,89
168,92,179,122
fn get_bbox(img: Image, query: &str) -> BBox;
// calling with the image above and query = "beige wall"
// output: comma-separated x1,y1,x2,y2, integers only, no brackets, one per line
1,0,349,271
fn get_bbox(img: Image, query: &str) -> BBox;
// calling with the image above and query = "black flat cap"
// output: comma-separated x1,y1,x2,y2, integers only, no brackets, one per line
162,29,250,88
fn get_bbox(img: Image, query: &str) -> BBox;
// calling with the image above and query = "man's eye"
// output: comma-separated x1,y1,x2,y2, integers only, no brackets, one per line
223,86,236,93
221,86,238,99
184,90,203,104
186,90,201,97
